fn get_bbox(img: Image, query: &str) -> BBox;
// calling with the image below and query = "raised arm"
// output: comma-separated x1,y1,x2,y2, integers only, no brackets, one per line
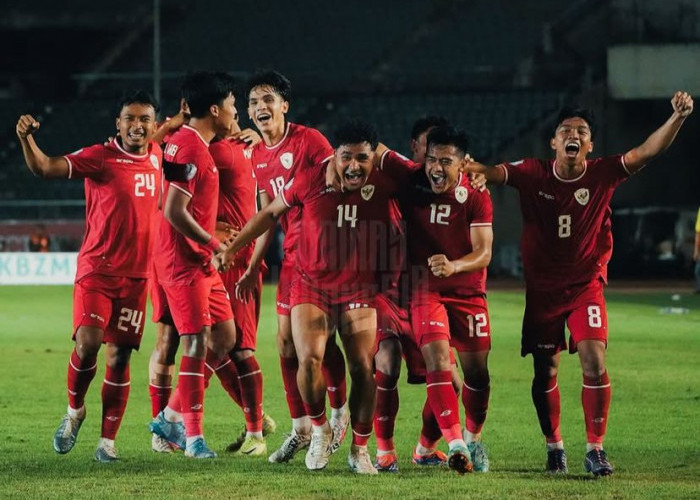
623,91,694,174
16,115,70,178
428,225,493,278
465,157,506,185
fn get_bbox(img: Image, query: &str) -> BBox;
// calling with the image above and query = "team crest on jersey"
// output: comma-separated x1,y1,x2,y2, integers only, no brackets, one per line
280,152,294,170
361,184,375,201
574,188,590,206
455,186,468,204
149,154,160,170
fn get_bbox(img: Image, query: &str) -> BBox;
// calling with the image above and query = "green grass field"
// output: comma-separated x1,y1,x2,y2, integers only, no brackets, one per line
1,285,699,499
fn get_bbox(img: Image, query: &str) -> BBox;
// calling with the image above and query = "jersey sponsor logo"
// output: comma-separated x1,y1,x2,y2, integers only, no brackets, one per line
243,149,253,160
455,186,468,204
89,313,105,323
360,184,375,201
150,154,160,170
280,152,294,170
428,320,445,327
574,188,590,206
116,158,134,164
164,143,179,157
538,190,555,200
256,163,268,169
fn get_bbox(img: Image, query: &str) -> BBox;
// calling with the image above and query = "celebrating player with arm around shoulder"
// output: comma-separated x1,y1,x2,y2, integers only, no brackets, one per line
226,120,403,474
241,70,349,464
401,126,494,474
16,90,162,462
148,71,239,459
467,91,693,476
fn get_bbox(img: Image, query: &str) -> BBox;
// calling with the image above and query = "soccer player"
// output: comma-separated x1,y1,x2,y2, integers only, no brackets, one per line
238,70,349,463
398,126,494,474
209,110,276,456
467,91,694,476
225,120,405,474
409,116,450,163
148,71,239,459
16,90,162,462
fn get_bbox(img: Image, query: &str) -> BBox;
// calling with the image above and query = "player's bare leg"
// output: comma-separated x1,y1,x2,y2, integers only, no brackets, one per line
457,350,490,472
422,340,472,474
291,303,334,470
148,323,179,453
532,351,567,473
54,325,102,455
373,337,401,472
338,307,378,475
577,339,613,477
95,343,133,462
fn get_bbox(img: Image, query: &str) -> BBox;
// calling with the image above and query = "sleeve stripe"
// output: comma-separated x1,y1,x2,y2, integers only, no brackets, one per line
320,154,333,163
470,223,492,227
64,156,73,179
620,154,632,176
170,183,193,198
280,189,292,208
379,149,391,170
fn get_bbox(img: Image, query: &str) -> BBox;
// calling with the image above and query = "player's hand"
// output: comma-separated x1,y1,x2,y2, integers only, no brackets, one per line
326,156,343,191
468,171,488,192
234,266,259,303
672,91,693,117
428,254,456,278
211,252,226,272
103,136,114,146
232,128,262,148
215,221,238,247
16,115,40,139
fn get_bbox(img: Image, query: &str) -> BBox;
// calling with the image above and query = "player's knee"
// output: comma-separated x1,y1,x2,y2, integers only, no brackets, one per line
298,353,323,375
347,356,374,382
106,348,131,370
277,335,296,357
463,368,490,390
581,361,606,379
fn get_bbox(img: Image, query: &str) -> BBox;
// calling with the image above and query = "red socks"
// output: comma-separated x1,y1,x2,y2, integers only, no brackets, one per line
418,397,443,449
212,358,243,407
426,370,462,443
303,398,327,427
582,371,611,445
177,356,205,437
280,356,306,419
462,381,490,435
531,375,562,443
149,382,171,418
67,349,97,410
374,371,399,452
322,342,347,410
101,365,130,440
235,356,264,433
352,420,373,447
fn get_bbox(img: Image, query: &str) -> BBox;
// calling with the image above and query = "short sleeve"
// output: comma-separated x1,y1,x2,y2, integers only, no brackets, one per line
64,144,105,180
499,158,539,191
380,150,420,187
304,128,333,167
468,189,493,226
599,154,630,186
166,149,209,197
280,173,303,207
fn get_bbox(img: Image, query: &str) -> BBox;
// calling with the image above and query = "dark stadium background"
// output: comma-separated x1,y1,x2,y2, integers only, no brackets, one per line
2,0,699,280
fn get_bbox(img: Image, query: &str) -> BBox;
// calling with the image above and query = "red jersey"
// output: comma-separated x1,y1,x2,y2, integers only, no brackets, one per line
252,123,332,263
280,158,403,293
65,138,162,281
500,155,630,290
210,137,257,265
155,125,219,284
402,170,493,296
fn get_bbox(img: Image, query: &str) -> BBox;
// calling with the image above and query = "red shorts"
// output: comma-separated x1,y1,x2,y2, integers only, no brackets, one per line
276,259,296,316
221,264,262,351
290,278,374,319
73,273,148,349
375,293,427,384
521,279,608,356
150,278,173,326
411,291,491,353
161,273,234,335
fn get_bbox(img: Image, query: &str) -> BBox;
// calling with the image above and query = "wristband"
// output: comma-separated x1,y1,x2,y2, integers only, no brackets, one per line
205,236,223,253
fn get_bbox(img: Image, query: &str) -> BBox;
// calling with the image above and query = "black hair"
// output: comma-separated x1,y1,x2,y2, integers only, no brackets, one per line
411,115,450,140
117,89,159,117
245,69,292,102
426,125,470,157
333,119,378,150
554,105,596,138
180,71,235,118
